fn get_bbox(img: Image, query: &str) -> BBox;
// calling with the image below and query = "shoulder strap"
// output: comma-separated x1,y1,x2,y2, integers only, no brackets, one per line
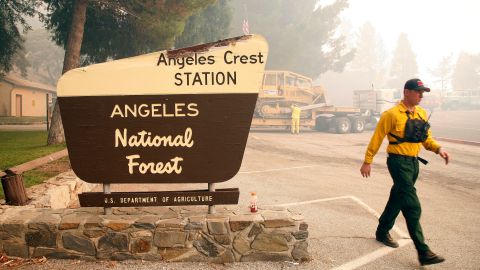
388,132,405,145
414,108,431,122
388,111,409,145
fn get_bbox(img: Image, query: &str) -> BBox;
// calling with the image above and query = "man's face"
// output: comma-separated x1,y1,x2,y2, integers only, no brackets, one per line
404,89,424,106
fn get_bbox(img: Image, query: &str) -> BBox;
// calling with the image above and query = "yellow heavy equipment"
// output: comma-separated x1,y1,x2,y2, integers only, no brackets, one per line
254,70,325,119
252,70,375,133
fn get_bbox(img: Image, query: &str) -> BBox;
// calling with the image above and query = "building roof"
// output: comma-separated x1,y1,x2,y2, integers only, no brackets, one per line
2,74,56,93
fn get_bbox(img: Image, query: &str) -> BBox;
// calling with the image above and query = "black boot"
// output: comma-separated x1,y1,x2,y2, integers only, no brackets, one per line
375,232,399,248
418,250,445,266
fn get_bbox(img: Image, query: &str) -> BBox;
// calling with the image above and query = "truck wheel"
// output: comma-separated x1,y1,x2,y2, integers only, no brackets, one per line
335,117,351,134
352,119,365,133
366,117,378,130
315,117,329,132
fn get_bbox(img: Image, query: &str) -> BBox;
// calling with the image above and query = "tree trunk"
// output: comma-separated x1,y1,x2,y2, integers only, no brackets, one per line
47,101,65,144
48,0,88,145
62,0,88,74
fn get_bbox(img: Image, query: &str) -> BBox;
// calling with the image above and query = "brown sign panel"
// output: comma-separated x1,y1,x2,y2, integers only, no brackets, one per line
59,94,257,183
78,188,239,207
57,35,268,183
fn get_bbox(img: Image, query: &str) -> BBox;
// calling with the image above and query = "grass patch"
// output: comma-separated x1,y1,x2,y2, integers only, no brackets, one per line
1,157,71,200
0,130,66,170
0,130,67,200
0,116,46,125
23,156,71,188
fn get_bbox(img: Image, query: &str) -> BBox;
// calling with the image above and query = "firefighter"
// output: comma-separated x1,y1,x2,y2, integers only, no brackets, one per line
291,104,301,134
360,78,450,266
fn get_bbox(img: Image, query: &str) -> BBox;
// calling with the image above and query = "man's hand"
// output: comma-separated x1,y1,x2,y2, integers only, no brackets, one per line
439,149,450,165
360,162,371,177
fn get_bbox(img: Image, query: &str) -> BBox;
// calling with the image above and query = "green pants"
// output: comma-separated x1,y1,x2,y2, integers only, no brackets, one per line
377,155,429,252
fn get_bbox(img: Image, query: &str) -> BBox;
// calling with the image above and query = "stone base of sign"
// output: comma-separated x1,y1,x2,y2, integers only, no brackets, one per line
27,171,98,209
0,205,310,263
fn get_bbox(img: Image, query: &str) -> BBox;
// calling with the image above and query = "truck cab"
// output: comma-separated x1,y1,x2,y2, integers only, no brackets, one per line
442,90,480,110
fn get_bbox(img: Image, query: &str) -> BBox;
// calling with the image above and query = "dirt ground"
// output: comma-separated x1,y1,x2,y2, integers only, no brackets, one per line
34,157,71,175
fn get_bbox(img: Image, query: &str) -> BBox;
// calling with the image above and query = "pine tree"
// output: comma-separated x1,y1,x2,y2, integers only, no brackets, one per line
389,33,418,89
429,54,453,92
350,22,387,88
452,52,480,90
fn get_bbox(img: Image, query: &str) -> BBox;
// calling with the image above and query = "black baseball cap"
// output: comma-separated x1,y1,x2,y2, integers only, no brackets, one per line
404,78,430,92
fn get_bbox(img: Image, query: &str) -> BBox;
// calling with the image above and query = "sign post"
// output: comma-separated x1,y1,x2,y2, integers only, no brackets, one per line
57,35,268,211
103,183,112,214
208,183,215,214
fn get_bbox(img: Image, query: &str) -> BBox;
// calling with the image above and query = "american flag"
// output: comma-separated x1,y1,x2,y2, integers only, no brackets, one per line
242,19,249,35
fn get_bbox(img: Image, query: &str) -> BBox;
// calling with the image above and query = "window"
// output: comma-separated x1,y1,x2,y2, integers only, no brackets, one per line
263,74,276,86
296,78,311,89
277,73,284,87
286,76,295,86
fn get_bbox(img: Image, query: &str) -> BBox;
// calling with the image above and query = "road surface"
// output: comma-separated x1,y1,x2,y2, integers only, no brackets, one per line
45,129,480,270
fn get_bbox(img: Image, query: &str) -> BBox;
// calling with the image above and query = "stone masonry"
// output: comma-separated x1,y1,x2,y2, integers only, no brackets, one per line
0,205,310,263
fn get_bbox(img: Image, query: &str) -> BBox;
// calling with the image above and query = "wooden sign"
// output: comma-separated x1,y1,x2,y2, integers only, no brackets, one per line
57,35,268,184
78,188,239,207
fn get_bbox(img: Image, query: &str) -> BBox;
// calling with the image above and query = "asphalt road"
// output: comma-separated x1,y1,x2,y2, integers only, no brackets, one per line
428,110,480,142
48,128,480,270
229,130,480,269
9,110,480,269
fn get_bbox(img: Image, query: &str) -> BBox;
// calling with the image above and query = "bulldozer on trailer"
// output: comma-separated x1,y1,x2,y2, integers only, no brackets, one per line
251,70,377,133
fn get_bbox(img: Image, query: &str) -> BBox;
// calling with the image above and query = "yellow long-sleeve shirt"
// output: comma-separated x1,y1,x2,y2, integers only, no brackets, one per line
291,105,301,119
364,102,441,164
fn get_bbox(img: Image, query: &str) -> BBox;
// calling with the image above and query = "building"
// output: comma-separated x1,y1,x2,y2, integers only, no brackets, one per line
0,74,56,117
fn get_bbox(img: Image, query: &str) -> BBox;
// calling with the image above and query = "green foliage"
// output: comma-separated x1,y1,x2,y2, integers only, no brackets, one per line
0,0,39,76
41,0,215,65
389,33,418,88
230,0,354,79
175,0,232,48
0,131,66,170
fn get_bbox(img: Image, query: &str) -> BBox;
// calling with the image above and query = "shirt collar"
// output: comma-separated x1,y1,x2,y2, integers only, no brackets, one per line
398,101,417,114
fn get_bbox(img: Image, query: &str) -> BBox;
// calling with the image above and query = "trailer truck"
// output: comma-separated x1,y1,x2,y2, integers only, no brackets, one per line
251,70,380,133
